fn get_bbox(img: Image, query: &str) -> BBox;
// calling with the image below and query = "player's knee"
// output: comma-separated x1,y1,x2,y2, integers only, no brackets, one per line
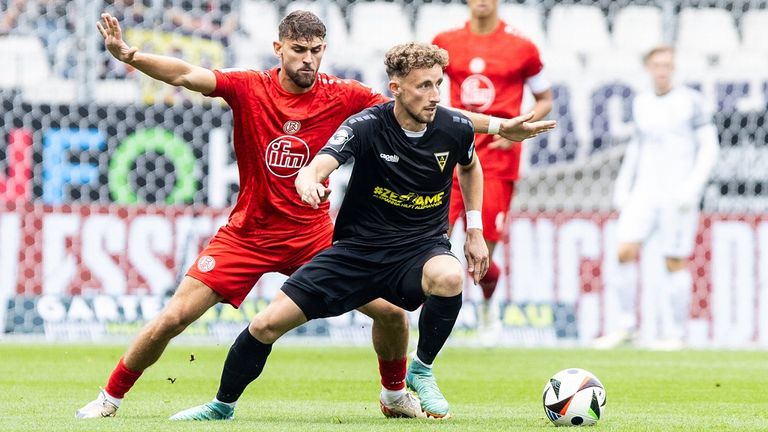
425,268,464,297
372,304,409,331
153,311,193,339
248,315,283,344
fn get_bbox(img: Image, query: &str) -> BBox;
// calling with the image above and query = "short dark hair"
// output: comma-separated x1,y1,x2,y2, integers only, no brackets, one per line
278,10,326,41
384,43,449,78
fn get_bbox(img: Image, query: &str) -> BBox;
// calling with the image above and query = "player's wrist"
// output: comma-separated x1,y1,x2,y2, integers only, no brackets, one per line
487,116,502,135
465,210,482,230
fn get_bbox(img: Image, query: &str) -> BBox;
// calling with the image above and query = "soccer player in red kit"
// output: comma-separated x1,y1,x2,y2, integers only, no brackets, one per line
77,9,555,420
76,10,419,420
433,0,553,339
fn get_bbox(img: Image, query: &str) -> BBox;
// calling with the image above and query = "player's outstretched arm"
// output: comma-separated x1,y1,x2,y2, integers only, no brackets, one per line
96,12,215,94
295,154,340,209
456,109,556,143
456,157,489,284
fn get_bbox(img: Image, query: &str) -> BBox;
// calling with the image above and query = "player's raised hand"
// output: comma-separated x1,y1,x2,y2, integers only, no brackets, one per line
96,13,138,64
498,111,556,142
464,229,489,284
299,183,332,209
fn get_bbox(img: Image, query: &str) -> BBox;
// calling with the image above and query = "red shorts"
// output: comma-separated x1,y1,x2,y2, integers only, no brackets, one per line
186,219,334,307
449,178,515,243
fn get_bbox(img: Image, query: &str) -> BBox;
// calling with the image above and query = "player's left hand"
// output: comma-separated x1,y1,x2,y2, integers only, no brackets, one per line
498,111,556,142
464,229,489,284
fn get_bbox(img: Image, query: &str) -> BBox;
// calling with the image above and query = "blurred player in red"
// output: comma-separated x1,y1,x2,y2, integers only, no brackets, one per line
433,0,553,340
77,9,555,420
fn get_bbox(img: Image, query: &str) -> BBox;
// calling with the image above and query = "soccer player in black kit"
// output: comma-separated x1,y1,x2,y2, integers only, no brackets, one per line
172,42,549,421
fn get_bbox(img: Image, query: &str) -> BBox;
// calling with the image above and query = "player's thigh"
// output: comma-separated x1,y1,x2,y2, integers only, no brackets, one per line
481,178,515,243
390,239,460,308
658,207,699,259
281,245,381,320
159,276,224,327
186,224,332,307
616,200,656,245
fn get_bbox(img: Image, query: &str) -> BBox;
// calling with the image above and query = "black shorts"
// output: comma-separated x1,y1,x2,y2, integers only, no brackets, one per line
281,236,456,319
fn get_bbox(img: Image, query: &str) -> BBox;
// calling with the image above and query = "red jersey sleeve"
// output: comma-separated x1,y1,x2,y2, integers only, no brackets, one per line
520,41,544,79
343,79,389,115
431,32,444,48
207,68,255,106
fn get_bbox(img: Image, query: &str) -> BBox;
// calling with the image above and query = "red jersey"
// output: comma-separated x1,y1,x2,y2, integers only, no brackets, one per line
433,21,543,180
208,68,387,235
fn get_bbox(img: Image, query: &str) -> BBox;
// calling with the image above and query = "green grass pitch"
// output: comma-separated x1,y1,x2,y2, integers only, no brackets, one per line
0,344,766,431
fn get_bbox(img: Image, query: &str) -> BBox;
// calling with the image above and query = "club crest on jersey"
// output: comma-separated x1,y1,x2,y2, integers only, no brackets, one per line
461,74,496,112
265,135,310,178
197,255,216,273
283,120,301,134
327,126,354,153
434,151,449,172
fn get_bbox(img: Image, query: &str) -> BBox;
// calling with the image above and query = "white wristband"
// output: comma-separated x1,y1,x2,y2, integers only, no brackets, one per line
487,116,502,135
465,210,482,230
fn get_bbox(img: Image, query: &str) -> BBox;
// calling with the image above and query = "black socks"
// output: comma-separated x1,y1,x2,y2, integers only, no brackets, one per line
416,293,463,365
216,327,273,403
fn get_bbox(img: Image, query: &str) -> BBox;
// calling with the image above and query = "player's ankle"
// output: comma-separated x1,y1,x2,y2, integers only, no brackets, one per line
102,390,123,408
213,398,237,410
380,387,406,404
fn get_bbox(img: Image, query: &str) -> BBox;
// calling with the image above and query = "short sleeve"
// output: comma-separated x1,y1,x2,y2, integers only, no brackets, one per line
318,121,358,165
457,116,476,166
520,41,544,79
207,68,253,104
344,79,389,116
690,90,714,129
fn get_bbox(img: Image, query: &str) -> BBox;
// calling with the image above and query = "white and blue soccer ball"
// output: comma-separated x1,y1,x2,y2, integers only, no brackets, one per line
542,368,606,426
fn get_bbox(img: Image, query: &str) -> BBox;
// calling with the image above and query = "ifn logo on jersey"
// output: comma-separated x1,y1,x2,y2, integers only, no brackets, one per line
265,135,310,178
461,57,496,112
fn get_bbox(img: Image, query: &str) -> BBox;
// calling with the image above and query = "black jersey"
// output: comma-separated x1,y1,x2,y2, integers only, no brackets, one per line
319,101,475,247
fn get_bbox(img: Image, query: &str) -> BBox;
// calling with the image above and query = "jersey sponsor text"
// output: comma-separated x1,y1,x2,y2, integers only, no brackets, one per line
265,135,309,178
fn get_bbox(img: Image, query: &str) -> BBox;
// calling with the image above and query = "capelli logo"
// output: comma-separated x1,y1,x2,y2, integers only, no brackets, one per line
379,153,400,163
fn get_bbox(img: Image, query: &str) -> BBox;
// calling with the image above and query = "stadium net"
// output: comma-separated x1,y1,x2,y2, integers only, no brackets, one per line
0,0,766,347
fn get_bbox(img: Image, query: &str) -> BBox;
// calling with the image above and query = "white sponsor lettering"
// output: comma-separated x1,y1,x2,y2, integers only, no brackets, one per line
42,213,79,295
379,153,399,163
265,135,310,177
82,215,127,295
129,216,174,294
207,127,238,207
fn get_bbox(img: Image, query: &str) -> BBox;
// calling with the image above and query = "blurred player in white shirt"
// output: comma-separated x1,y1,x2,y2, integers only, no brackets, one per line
597,45,719,349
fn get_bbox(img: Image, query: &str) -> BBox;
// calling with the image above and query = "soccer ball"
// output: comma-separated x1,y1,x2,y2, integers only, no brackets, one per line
542,368,606,426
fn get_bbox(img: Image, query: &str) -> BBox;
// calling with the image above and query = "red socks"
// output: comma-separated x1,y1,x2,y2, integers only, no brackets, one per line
378,357,406,391
479,262,500,300
104,357,143,399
